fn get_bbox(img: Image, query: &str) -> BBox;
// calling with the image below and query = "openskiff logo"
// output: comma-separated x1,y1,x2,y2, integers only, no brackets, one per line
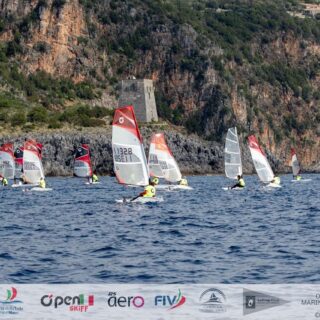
0,287,23,315
41,294,94,312
199,288,226,313
155,289,186,310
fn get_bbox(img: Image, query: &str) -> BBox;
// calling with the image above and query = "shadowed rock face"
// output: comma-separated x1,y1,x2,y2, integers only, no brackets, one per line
1,127,306,177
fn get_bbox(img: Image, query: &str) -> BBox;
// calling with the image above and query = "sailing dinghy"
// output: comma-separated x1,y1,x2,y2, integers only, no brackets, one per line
12,145,25,187
73,144,98,184
290,148,311,182
148,133,192,190
0,143,15,183
22,140,51,191
248,135,281,188
112,105,163,203
223,127,244,190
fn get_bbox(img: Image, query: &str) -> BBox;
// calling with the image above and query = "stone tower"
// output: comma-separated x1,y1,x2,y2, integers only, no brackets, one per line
118,79,158,123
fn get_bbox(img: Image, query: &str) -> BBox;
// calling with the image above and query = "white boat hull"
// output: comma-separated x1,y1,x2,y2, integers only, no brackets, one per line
156,184,193,191
12,183,39,188
116,196,164,204
266,183,282,188
291,179,312,183
222,187,244,191
30,187,53,192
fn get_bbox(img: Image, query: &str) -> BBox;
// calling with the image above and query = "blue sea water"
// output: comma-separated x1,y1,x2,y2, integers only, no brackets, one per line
0,174,319,284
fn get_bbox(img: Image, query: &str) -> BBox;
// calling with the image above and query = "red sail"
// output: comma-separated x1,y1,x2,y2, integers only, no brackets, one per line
74,144,93,177
112,105,143,143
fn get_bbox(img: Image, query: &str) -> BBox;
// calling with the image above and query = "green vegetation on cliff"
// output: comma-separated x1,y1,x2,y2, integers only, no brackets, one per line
0,0,319,166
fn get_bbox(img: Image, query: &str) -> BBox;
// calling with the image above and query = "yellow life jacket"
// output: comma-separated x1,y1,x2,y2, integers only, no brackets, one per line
239,178,245,187
273,176,281,185
39,179,46,188
2,178,8,186
179,178,188,186
92,174,99,182
296,175,302,181
143,185,156,197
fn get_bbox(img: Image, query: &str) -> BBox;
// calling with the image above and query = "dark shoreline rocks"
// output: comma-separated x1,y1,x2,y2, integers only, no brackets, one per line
0,127,318,176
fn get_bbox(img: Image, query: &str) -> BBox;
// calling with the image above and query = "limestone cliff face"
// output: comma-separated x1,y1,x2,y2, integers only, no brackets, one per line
0,0,319,171
0,0,86,79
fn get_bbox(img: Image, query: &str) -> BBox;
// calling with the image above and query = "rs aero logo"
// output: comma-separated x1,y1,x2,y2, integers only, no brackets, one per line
0,287,23,315
41,294,94,312
107,292,144,308
155,289,186,310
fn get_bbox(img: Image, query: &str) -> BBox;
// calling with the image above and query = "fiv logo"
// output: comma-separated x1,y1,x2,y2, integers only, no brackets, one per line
155,289,186,310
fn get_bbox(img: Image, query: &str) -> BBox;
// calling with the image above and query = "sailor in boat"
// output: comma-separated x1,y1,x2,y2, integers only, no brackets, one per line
139,179,156,198
0,175,8,187
231,175,245,189
39,177,46,189
271,176,281,185
294,170,302,181
179,177,188,186
92,171,99,183
151,177,159,185
20,173,31,185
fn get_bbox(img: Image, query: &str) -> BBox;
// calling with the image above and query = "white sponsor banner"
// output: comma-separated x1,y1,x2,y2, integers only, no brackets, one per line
0,285,319,319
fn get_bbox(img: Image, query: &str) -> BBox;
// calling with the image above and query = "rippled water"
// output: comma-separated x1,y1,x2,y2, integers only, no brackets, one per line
0,174,319,284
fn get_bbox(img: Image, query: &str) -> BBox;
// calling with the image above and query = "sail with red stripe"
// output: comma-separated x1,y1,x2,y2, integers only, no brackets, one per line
74,144,93,178
36,143,43,159
0,143,15,179
148,133,182,182
14,146,24,179
290,148,300,176
248,135,274,183
112,105,149,186
23,140,45,184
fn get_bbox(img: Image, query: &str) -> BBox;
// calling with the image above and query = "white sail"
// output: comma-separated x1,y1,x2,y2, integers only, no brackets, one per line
148,133,182,183
224,127,242,179
23,140,45,184
291,148,300,176
112,106,149,186
0,143,15,179
148,136,165,178
248,135,274,183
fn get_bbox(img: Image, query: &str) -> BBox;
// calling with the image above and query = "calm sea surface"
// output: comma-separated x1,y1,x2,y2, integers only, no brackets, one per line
0,174,319,283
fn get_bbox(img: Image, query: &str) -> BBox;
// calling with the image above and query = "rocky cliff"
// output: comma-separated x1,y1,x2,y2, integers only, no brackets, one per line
1,125,312,177
0,0,319,172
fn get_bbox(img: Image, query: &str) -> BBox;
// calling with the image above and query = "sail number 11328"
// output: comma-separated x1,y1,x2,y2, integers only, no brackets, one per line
113,146,134,163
